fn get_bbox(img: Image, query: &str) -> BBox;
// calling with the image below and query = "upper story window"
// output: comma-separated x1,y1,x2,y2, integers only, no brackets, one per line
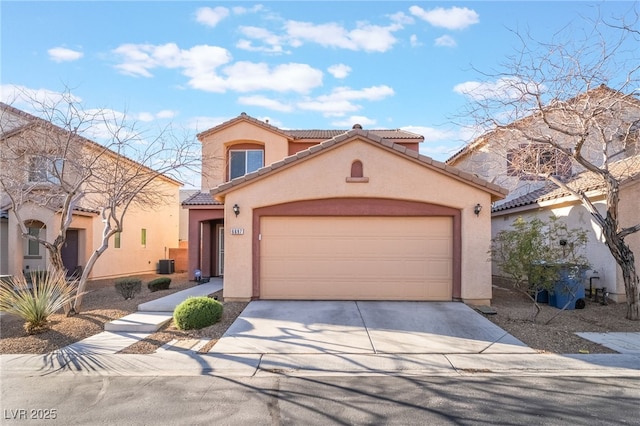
29,156,63,184
229,149,264,180
507,144,572,181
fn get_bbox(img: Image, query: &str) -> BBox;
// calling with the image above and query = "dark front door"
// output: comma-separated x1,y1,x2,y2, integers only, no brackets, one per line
61,230,79,276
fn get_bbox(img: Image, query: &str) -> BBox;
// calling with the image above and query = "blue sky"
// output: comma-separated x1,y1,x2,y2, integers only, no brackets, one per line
1,1,637,185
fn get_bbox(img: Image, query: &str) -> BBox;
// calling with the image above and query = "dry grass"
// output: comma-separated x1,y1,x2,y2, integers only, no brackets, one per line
1,274,637,355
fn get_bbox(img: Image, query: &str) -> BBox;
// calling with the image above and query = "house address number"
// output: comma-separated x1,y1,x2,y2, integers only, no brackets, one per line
231,228,244,235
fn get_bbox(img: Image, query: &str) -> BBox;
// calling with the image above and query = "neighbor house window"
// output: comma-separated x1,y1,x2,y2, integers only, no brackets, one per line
27,227,41,256
507,144,572,180
229,150,264,180
114,232,121,249
141,229,146,247
28,156,63,184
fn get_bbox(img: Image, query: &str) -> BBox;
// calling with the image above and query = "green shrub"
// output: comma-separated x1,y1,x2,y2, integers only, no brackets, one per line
114,278,142,300
0,268,78,334
147,277,171,292
173,296,223,330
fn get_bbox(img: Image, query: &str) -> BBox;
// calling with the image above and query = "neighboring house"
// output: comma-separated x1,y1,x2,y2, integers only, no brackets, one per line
489,156,640,303
184,113,507,305
0,103,182,280
447,86,640,303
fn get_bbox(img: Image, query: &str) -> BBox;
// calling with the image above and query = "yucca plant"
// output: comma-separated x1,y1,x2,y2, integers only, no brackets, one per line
0,268,79,334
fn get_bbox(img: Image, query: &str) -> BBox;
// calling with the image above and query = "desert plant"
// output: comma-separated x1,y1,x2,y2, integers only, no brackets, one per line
114,278,142,300
0,268,78,334
173,296,223,330
147,277,171,292
491,216,589,322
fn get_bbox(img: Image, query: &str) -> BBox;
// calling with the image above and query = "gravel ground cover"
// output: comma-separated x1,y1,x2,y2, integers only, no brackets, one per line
1,274,637,355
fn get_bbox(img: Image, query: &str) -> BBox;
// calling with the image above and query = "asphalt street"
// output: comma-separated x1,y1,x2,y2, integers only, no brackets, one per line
1,374,638,425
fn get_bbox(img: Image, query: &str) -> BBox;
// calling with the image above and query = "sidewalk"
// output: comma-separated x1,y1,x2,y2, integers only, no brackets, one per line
2,280,639,378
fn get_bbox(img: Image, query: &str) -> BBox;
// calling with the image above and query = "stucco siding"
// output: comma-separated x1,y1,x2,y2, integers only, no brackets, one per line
221,138,494,304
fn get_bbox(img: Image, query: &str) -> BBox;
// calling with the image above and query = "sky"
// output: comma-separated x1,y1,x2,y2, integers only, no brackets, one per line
1,1,637,187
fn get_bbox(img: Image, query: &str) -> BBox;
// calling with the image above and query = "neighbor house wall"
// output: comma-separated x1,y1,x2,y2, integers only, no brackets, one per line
491,198,625,302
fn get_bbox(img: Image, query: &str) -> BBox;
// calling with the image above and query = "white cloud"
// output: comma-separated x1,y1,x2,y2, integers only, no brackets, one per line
238,95,293,112
195,6,230,27
113,42,322,94
410,34,421,47
232,5,264,15
331,116,377,128
285,20,399,52
0,84,82,109
298,85,394,117
48,47,83,63
402,125,456,142
223,62,323,94
136,110,177,122
236,26,286,53
327,64,351,79
454,78,539,101
410,6,479,30
435,35,457,48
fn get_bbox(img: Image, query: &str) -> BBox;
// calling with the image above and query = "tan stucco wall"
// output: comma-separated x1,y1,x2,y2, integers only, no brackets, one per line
618,178,640,302
491,197,630,302
200,122,290,191
220,138,495,304
4,181,180,280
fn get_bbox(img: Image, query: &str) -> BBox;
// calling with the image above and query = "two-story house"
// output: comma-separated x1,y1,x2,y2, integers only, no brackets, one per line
183,113,507,305
447,85,640,302
0,102,182,280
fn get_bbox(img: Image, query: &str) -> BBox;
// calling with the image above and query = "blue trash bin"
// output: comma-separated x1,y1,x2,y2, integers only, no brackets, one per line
549,265,587,310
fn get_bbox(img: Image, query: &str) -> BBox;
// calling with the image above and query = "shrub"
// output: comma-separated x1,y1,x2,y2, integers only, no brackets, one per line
147,277,171,292
0,268,78,334
114,278,142,300
173,296,223,330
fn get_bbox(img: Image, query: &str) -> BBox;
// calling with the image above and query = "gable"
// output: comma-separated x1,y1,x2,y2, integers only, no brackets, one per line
211,130,507,205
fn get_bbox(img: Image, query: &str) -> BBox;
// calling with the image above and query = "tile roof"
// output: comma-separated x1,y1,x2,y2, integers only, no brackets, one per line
196,112,424,142
210,128,508,200
181,191,223,206
493,155,640,212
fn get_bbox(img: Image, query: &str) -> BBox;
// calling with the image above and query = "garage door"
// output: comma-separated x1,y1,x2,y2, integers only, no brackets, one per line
260,216,452,300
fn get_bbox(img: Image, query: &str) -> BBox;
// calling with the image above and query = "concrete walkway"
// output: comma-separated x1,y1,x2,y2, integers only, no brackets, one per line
2,280,639,378
66,279,222,355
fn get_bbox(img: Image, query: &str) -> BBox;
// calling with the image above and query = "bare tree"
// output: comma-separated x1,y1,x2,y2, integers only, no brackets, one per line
0,90,201,314
455,8,640,320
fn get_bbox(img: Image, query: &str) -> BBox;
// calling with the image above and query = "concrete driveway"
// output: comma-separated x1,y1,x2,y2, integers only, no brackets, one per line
210,301,536,355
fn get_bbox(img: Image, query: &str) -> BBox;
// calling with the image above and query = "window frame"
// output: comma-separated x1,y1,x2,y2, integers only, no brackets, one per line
228,149,264,180
507,144,572,181
28,156,64,184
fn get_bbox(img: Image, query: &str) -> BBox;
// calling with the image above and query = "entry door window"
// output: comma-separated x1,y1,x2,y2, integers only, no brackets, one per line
217,225,224,276
229,150,263,180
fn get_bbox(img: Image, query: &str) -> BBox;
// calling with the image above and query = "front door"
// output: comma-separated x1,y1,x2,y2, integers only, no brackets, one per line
61,229,79,276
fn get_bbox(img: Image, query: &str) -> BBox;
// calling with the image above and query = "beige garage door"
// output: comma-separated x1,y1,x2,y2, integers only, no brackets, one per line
260,216,453,300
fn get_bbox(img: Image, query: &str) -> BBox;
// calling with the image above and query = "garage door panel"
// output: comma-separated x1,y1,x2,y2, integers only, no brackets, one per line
260,216,453,301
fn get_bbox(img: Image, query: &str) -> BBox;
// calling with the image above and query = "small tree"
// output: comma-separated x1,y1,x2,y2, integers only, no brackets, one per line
491,216,589,322
457,8,640,320
0,89,201,314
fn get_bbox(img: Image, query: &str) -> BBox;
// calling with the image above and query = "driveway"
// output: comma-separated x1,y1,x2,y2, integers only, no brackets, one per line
210,301,535,355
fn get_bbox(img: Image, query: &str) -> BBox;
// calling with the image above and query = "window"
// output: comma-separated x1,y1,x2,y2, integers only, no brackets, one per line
27,227,40,256
114,232,121,249
29,156,63,184
229,150,264,180
141,229,147,247
507,144,571,180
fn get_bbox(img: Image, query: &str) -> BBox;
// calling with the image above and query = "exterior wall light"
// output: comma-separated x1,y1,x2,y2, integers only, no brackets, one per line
474,203,482,216
233,204,240,217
